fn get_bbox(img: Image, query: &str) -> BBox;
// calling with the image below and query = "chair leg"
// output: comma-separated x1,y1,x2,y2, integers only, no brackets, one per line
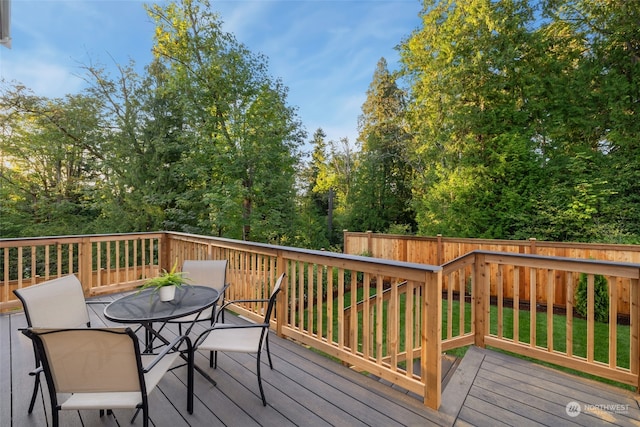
209,350,215,368
186,337,194,414
27,372,41,414
131,407,141,423
256,352,267,406
265,334,273,369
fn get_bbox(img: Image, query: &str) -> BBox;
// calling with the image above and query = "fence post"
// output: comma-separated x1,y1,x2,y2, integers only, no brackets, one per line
422,269,442,409
342,230,348,253
474,252,487,348
437,234,443,265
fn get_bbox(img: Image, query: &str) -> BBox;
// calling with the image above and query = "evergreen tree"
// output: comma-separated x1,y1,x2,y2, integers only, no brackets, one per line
348,58,415,233
295,128,333,249
401,0,542,238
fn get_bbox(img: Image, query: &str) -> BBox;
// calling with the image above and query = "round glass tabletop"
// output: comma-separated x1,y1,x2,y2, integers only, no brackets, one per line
104,285,219,323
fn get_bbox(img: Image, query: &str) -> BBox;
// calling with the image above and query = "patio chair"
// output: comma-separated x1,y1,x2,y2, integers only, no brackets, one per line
168,260,229,327
194,272,284,406
13,274,102,414
23,327,193,427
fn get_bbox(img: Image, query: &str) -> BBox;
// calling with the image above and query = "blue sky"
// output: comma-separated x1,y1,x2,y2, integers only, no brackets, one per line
0,0,422,145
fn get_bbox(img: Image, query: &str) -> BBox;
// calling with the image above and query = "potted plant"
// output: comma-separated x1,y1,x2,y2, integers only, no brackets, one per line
139,259,189,302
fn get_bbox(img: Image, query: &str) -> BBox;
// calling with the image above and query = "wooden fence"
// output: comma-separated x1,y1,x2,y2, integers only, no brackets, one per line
344,232,640,317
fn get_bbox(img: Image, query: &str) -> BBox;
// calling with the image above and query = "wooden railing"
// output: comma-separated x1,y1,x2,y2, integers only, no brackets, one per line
1,233,163,311
2,232,639,408
345,231,640,317
439,251,640,389
164,232,443,408
1,232,443,409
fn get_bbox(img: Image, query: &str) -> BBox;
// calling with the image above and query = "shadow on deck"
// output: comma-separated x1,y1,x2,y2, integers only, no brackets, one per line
2,292,639,426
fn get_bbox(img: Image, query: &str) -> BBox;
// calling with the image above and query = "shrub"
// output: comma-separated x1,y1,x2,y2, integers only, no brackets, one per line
575,273,610,323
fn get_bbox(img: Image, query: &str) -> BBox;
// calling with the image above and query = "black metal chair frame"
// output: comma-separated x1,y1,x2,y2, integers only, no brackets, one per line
23,327,193,427
194,272,284,406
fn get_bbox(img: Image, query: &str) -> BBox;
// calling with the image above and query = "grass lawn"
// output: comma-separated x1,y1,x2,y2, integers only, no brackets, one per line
442,298,634,390
302,290,633,390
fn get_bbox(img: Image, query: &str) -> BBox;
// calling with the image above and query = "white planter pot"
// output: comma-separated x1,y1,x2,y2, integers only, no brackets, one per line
159,285,176,302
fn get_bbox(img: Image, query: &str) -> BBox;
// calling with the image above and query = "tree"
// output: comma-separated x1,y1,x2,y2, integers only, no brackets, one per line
400,0,543,238
542,0,640,241
295,128,333,248
0,83,103,236
147,0,305,242
78,59,191,233
348,58,415,233
313,136,358,245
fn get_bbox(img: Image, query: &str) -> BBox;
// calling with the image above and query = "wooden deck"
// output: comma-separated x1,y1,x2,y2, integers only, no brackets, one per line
2,292,639,427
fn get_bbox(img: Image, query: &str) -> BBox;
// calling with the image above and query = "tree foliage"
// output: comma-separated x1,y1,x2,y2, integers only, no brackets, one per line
348,58,416,233
2,0,640,248
1,0,304,244
146,0,304,242
399,0,640,242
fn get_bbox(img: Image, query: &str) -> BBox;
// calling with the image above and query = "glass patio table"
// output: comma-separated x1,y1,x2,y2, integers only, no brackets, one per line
105,284,218,349
104,285,220,387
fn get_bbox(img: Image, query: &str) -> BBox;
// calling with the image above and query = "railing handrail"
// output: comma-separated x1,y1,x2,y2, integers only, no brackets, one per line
168,231,442,273
0,231,164,248
443,250,640,277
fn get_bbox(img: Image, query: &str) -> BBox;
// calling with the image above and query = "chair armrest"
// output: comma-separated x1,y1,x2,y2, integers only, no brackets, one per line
215,298,269,321
143,334,192,373
220,282,231,296
216,283,231,305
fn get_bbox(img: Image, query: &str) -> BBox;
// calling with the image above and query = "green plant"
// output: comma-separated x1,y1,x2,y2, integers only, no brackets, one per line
138,259,188,293
575,272,610,323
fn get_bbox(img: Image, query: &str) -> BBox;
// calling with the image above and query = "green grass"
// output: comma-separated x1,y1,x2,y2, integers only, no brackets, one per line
298,291,634,390
441,299,631,369
441,298,634,390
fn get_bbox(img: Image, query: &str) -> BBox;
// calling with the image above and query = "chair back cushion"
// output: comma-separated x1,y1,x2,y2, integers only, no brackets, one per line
182,260,228,293
29,327,142,393
14,274,90,328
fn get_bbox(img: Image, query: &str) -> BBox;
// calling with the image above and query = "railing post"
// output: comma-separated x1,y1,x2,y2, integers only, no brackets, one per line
160,232,170,271
474,252,487,348
631,276,639,392
79,237,93,295
275,250,285,338
422,269,442,409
